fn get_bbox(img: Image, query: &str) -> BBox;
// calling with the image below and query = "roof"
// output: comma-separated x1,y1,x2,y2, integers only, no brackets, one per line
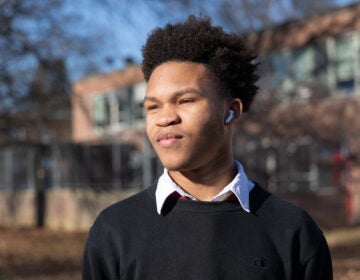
246,2,360,54
73,65,144,96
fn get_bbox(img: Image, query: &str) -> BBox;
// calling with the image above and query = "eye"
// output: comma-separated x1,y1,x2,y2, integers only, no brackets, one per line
179,98,194,105
145,104,160,111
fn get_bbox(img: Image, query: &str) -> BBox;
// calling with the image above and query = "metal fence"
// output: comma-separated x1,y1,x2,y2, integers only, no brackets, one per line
0,142,162,191
0,137,341,193
235,136,342,193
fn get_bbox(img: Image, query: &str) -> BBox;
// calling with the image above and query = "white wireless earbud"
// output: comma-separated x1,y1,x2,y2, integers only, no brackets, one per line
225,109,235,124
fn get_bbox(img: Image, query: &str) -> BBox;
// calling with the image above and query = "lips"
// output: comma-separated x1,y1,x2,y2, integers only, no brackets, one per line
156,132,183,147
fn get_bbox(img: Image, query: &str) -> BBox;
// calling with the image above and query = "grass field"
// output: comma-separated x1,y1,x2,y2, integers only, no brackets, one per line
0,226,359,280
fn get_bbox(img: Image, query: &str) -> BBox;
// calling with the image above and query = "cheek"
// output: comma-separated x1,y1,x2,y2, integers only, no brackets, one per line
186,110,224,137
145,117,154,138
204,118,224,138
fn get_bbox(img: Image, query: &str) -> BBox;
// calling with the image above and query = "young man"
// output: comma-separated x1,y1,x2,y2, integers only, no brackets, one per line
83,16,333,279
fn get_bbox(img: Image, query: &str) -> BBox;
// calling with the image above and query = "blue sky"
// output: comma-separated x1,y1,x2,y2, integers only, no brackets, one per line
66,0,360,81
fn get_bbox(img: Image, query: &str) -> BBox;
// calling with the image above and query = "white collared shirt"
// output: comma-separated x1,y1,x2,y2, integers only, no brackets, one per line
155,161,254,214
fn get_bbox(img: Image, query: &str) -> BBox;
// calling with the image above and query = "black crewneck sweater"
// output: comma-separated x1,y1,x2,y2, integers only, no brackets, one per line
83,183,332,280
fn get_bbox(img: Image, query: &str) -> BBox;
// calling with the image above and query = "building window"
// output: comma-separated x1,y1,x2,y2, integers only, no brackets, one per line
259,51,293,101
335,34,355,92
260,51,289,89
133,82,146,120
116,88,131,124
260,44,328,101
92,82,146,132
93,95,110,127
291,42,327,85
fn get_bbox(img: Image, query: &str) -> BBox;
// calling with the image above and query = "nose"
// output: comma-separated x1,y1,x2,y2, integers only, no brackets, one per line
155,107,180,127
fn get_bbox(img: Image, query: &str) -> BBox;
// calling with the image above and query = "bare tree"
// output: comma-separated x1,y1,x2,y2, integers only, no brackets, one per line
0,0,112,142
125,0,338,32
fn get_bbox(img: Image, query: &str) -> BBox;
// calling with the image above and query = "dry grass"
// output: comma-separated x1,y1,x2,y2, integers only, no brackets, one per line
0,227,85,280
0,226,359,280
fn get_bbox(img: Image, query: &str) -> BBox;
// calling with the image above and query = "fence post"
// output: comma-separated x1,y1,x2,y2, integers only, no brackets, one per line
27,147,36,190
51,144,61,189
112,143,122,189
142,140,153,188
4,147,13,191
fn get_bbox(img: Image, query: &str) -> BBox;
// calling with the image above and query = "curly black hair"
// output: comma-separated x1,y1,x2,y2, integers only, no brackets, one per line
141,15,259,112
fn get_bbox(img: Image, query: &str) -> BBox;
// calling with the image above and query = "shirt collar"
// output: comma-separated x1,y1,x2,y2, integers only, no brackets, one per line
155,161,254,214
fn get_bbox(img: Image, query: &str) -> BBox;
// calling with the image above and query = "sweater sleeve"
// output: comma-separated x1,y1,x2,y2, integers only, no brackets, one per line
82,214,120,280
302,235,333,280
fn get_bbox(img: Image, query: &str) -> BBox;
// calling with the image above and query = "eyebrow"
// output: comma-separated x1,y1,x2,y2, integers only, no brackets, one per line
143,88,203,103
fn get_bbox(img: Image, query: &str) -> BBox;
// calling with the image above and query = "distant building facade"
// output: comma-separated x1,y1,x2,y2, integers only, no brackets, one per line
244,2,360,224
72,65,146,145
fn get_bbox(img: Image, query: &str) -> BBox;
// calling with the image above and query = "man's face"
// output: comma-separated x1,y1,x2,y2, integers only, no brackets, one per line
144,61,231,172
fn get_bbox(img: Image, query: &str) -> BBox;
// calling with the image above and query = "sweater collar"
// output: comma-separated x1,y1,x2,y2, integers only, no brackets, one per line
155,161,254,214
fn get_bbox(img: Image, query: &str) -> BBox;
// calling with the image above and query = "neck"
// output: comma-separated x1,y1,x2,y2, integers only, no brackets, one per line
168,158,236,201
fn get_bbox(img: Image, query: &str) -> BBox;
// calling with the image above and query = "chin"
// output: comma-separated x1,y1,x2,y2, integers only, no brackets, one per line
162,163,182,171
160,158,189,172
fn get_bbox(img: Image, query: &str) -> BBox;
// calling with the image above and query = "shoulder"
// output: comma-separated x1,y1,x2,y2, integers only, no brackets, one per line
265,195,331,267
250,184,331,264
251,184,325,244
90,184,157,232
251,184,328,260
251,184,319,226
104,184,156,215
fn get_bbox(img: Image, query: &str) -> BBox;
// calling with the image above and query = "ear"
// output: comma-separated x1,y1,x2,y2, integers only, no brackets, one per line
227,98,242,123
